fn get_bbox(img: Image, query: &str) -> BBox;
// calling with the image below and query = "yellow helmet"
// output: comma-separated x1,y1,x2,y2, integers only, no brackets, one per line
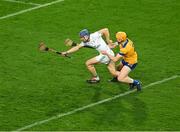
116,32,127,42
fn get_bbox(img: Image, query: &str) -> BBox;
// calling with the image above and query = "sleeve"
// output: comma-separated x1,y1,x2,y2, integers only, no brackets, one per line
91,32,102,38
79,42,85,47
119,48,128,56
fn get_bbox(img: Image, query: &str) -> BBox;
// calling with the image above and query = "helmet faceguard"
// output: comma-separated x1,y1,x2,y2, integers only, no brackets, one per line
79,29,90,42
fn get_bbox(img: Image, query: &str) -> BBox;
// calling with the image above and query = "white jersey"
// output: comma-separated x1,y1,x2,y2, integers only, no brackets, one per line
80,32,112,53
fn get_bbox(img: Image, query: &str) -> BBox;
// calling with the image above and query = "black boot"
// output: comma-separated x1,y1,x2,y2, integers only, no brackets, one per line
108,77,118,82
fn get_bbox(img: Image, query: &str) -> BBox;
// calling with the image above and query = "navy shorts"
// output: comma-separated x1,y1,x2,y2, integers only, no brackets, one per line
121,59,137,70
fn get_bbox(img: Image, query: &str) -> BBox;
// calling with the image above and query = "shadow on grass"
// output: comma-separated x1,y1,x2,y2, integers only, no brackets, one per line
90,92,147,130
89,82,128,102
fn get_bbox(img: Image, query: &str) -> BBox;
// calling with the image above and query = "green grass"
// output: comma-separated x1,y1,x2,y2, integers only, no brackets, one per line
29,79,180,131
0,1,33,16
0,0,180,131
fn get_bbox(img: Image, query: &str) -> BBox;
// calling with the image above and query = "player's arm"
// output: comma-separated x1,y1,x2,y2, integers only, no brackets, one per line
108,41,118,49
61,44,83,55
101,51,122,62
99,28,117,48
98,28,111,44
108,53,122,62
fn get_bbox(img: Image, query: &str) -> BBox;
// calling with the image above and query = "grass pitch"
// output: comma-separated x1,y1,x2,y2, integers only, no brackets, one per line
0,0,180,130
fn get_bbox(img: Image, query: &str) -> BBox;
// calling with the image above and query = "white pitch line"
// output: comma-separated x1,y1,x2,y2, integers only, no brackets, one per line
0,0,64,20
15,75,179,131
2,0,41,6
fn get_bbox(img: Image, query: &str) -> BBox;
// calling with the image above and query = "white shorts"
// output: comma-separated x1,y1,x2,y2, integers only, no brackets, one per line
95,51,115,64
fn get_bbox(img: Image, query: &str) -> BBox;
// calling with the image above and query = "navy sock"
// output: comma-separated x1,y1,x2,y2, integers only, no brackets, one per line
133,80,139,85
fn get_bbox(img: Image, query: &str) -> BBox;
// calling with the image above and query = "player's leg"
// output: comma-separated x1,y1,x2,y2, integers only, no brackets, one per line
86,53,114,83
118,66,133,83
107,61,118,82
116,62,124,71
118,65,141,91
107,61,117,77
85,56,100,83
108,61,123,82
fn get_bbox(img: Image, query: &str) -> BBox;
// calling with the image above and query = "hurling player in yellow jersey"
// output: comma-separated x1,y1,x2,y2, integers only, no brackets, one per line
101,32,141,91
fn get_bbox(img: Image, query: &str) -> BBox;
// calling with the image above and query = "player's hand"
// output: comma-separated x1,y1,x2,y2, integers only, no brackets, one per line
101,50,108,55
108,40,113,44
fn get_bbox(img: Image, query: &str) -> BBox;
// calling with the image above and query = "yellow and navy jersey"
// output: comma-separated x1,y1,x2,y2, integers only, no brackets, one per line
119,38,138,64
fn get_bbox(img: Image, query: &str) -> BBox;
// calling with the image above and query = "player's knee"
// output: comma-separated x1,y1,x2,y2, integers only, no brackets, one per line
85,61,92,67
117,75,124,82
110,70,116,77
85,61,89,67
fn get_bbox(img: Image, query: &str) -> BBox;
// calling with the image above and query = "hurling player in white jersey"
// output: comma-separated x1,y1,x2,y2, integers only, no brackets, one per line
61,28,116,83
